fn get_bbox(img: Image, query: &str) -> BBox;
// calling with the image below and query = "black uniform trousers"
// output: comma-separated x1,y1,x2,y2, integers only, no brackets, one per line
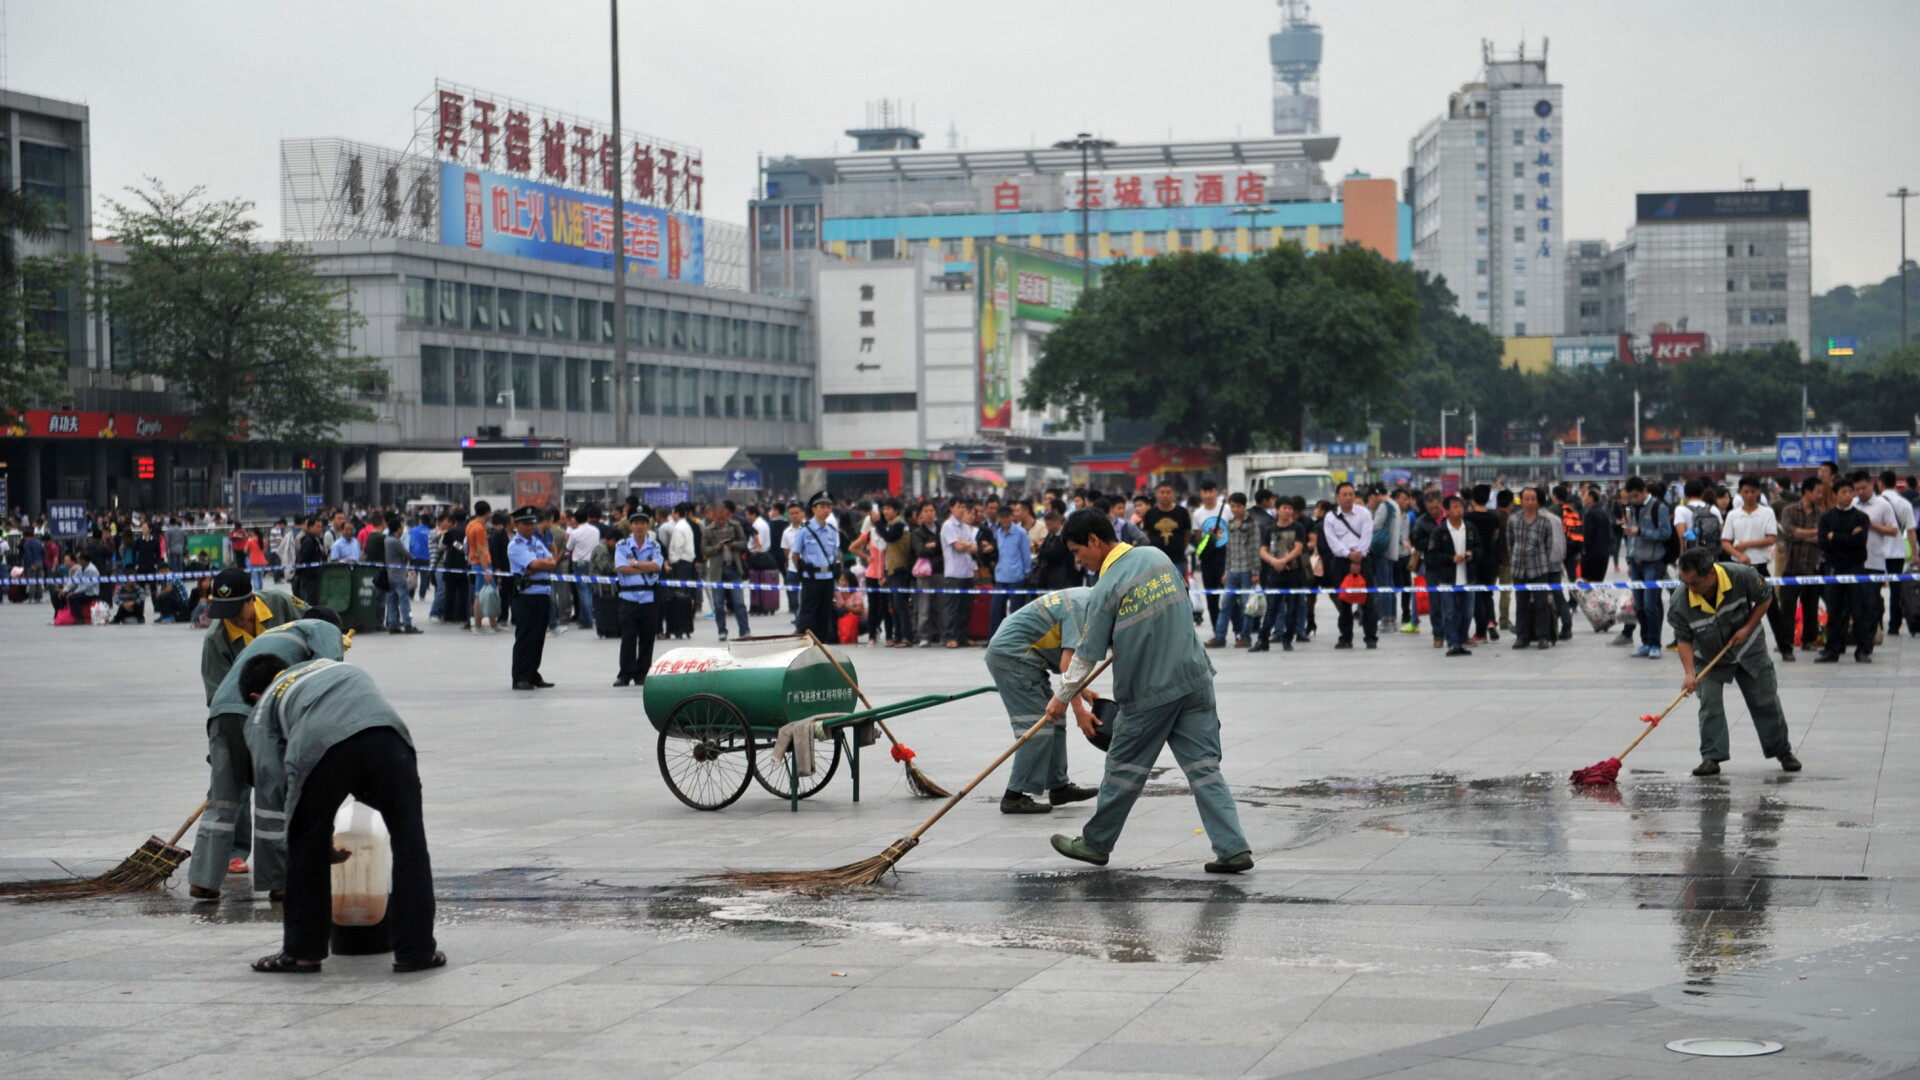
618,599,659,683
798,576,836,644
283,727,436,965
511,591,551,683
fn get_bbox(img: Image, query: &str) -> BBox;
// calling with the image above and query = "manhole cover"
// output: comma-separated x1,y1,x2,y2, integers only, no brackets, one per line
1666,1037,1784,1057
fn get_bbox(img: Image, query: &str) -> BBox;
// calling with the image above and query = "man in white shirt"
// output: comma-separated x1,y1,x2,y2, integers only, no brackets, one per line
565,506,603,631
1875,471,1916,635
1723,474,1786,653
938,500,979,647
744,505,772,558
1321,481,1377,649
1856,470,1901,644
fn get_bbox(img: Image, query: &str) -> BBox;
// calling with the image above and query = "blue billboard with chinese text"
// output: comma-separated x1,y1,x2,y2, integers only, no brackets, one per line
439,162,703,284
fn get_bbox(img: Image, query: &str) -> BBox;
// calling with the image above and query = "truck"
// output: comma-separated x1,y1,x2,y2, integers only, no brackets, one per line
1225,451,1336,505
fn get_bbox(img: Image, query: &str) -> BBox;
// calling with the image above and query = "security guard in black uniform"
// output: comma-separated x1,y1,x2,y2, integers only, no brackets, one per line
792,492,841,644
507,506,557,690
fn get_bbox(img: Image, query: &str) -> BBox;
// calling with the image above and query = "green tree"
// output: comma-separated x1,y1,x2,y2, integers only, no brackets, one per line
1393,272,1527,453
1666,341,1810,445
1021,244,1419,455
99,181,374,444
0,187,73,414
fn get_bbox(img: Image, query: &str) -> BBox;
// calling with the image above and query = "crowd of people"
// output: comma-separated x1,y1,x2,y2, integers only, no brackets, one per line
6,464,1915,675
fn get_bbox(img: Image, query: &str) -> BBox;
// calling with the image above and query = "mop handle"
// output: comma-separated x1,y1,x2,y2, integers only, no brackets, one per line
805,631,920,751
1615,636,1740,762
905,657,1115,843
166,799,209,847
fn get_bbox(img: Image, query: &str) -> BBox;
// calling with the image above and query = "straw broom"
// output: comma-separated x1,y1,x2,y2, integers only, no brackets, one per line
0,800,206,903
1571,636,1738,785
805,631,951,798
703,658,1112,893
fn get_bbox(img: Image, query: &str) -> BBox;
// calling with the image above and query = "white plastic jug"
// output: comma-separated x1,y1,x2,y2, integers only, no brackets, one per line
329,797,392,926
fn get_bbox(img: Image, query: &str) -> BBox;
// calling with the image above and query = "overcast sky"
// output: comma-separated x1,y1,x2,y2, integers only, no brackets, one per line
15,0,1919,292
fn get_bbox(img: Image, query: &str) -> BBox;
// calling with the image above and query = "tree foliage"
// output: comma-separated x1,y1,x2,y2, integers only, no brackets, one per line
99,181,374,443
0,187,74,415
1021,244,1419,455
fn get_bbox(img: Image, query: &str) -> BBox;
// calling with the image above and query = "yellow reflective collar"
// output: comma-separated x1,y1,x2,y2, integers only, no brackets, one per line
1686,563,1733,615
225,595,276,645
1099,542,1135,576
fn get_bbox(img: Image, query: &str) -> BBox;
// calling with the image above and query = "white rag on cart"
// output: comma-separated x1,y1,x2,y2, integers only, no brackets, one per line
770,719,817,777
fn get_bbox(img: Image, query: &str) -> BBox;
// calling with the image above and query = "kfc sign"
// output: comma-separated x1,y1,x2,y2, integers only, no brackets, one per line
421,80,703,214
1650,333,1709,363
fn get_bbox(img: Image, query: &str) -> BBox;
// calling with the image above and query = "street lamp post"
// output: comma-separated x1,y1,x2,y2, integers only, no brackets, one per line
609,0,630,446
1440,407,1459,486
1052,133,1116,293
1575,416,1584,447
1892,186,1914,347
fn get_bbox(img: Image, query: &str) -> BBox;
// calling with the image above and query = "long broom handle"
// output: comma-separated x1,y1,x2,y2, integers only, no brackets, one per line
1614,635,1740,762
805,631,911,750
166,799,208,847
903,657,1114,844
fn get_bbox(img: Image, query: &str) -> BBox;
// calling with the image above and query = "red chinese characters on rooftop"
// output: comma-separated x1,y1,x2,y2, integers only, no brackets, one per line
1067,171,1271,210
425,83,703,213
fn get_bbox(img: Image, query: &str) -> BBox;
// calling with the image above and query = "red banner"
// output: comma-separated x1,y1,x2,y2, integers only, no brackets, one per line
3,410,193,440
1649,333,1709,363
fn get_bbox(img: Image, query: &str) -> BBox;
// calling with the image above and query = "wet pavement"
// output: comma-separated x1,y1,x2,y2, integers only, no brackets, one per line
2,599,1918,1078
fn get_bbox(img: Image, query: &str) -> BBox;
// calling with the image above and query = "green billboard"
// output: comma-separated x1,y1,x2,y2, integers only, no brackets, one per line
976,243,1085,430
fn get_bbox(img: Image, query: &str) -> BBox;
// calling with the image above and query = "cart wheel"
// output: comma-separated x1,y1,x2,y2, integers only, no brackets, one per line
658,694,755,810
751,719,846,800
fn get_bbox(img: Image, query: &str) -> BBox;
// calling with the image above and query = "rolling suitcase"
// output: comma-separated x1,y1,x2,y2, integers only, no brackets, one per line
968,582,993,641
593,592,620,639
662,583,695,639
748,569,781,615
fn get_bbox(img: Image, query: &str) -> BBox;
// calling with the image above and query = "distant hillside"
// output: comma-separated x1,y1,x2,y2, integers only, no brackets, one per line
1813,266,1919,363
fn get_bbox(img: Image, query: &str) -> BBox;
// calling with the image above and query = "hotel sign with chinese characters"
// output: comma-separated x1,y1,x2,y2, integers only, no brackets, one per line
1041,170,1274,212
419,79,705,214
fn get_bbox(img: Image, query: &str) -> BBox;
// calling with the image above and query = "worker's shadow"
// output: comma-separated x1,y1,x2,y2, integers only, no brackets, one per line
1010,870,1248,963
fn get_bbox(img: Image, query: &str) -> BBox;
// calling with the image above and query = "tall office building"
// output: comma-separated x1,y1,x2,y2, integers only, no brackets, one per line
1408,40,1564,337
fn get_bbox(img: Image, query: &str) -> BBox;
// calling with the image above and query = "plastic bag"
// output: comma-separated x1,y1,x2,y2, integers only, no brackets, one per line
1336,573,1369,606
475,583,501,620
1243,588,1267,619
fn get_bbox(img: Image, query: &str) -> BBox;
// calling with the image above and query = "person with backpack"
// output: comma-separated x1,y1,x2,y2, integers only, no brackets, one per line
1620,475,1674,658
1675,478,1724,559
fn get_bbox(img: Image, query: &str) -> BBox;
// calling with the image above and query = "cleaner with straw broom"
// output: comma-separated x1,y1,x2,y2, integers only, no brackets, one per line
1668,547,1801,777
188,568,307,899
1046,510,1254,874
984,586,1102,814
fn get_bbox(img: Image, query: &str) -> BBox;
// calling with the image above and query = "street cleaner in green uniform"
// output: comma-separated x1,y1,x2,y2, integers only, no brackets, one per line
1045,510,1253,873
189,610,349,899
985,586,1102,814
1668,547,1802,777
239,654,443,974
187,568,310,898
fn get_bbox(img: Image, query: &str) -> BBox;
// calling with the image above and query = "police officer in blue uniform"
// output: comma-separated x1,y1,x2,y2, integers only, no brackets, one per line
613,508,665,687
792,492,841,644
507,506,557,690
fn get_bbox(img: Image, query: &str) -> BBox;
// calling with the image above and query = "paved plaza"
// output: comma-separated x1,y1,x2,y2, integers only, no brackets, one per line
2,596,1918,1079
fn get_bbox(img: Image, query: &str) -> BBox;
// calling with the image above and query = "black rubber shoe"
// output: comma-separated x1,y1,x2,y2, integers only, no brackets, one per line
1204,851,1254,874
1050,835,1109,865
393,951,447,973
1778,753,1803,772
1692,759,1721,777
1000,794,1052,814
1049,783,1098,806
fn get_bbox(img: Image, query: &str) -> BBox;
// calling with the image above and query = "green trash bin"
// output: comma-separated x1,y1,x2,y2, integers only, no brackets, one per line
316,564,385,632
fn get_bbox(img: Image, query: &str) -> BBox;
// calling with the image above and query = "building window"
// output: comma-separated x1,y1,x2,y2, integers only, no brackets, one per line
702,369,720,418
1474,130,1487,147
601,302,616,344
742,373,759,419
1476,259,1488,276
483,351,508,406
1579,301,1601,318
1513,128,1525,146
549,296,571,340
1750,307,1788,325
762,379,777,420
1513,194,1525,211
859,310,875,327
591,359,611,412
730,318,747,355
791,204,817,249
1514,321,1526,335
1475,227,1489,244
437,280,464,326
859,284,875,301
538,356,560,409
870,238,896,259
798,378,812,421
469,286,493,331
1513,227,1525,243
724,371,739,418
788,326,802,363
780,377,795,421
823,392,918,413
758,205,784,252
769,326,787,362
511,354,535,409
1513,258,1526,275
577,299,598,343
1766,273,1788,291
1727,279,1737,292
420,345,449,405
20,142,70,219
1474,163,1487,181
1179,229,1198,250
525,292,548,335
677,367,698,417
1475,195,1488,211
669,310,688,349
1513,161,1524,179
565,357,586,411
404,277,431,324
1513,290,1526,308
496,288,520,333
451,349,478,406
1579,271,1600,288
1726,244,1736,257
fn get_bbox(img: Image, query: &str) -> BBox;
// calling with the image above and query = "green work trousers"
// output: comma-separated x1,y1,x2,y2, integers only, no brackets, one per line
1081,685,1249,861
986,655,1069,797
187,714,275,891
1696,661,1792,763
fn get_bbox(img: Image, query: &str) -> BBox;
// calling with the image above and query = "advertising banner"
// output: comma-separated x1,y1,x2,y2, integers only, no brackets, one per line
1638,190,1808,222
1648,333,1709,363
3,409,193,440
1552,335,1620,367
975,243,1085,430
513,469,561,510
234,471,309,524
440,162,704,284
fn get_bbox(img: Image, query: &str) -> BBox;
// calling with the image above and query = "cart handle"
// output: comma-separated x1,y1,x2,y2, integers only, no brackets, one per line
816,686,996,732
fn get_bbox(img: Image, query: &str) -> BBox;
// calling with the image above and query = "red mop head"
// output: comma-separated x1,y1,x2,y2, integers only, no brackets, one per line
1570,757,1622,786
889,743,916,763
